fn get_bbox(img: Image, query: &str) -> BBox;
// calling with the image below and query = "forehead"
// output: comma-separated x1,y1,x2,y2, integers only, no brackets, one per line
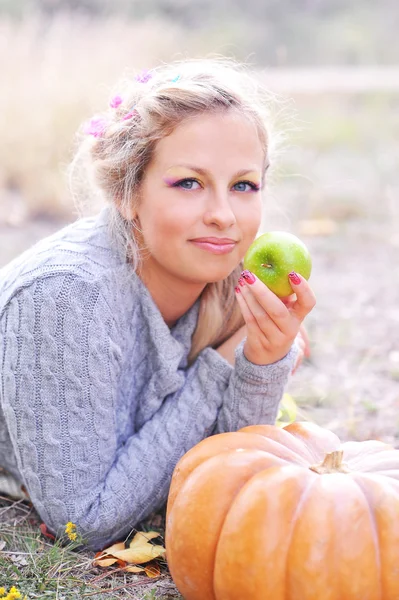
152,110,264,170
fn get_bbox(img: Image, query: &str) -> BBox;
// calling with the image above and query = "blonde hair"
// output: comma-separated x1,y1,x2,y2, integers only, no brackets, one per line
70,57,280,366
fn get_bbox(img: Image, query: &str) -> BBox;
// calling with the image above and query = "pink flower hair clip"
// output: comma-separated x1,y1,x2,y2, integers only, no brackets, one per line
123,108,140,121
83,115,109,138
110,95,123,108
135,69,153,84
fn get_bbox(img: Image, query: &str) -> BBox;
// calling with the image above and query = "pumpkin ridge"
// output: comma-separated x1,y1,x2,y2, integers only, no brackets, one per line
352,451,399,473
240,424,315,462
213,464,313,600
350,474,383,599
167,449,291,600
241,430,311,465
207,452,294,599
284,422,341,462
340,440,393,465
282,471,318,599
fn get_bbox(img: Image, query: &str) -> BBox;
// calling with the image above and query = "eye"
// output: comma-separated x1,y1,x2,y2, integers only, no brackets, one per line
233,181,260,192
173,178,201,190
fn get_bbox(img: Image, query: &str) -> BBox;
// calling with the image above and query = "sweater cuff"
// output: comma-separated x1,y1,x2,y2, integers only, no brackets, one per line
234,339,298,384
197,346,234,384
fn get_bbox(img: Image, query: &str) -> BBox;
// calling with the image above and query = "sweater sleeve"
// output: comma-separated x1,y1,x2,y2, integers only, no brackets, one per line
0,275,296,552
201,339,298,434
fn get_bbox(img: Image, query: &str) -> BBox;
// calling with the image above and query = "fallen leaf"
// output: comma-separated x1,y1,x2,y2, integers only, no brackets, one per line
111,543,166,563
145,562,161,578
276,393,298,428
125,561,161,577
93,531,165,575
10,554,28,567
39,523,56,540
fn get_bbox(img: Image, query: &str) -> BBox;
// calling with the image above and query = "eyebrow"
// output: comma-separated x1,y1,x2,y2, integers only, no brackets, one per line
170,164,263,178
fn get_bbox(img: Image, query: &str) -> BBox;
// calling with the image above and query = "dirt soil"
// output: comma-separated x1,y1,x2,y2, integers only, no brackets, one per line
1,214,398,445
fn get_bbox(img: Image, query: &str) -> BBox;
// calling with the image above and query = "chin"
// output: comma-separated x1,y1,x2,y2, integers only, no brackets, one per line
193,265,235,284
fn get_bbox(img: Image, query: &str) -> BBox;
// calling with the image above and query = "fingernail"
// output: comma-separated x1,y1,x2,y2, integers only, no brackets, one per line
234,286,241,294
238,276,245,287
241,270,256,284
288,271,301,285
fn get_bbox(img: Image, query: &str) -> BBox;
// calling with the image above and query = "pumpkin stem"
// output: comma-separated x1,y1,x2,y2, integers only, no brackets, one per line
309,450,350,475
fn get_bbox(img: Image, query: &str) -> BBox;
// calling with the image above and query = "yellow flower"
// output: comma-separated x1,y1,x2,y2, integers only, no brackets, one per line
65,521,77,541
0,588,5,597
4,587,22,600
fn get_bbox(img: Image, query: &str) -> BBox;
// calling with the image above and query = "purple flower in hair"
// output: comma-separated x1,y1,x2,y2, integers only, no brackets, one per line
123,108,139,121
135,69,153,84
83,115,109,137
110,95,123,108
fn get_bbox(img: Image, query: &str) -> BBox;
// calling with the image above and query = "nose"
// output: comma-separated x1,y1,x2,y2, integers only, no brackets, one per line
203,189,237,229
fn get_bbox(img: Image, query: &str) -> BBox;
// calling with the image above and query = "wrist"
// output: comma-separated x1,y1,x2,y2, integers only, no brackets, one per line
243,342,288,366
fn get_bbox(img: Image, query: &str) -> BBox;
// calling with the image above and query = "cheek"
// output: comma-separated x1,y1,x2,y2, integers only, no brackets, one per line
239,198,262,236
140,205,188,253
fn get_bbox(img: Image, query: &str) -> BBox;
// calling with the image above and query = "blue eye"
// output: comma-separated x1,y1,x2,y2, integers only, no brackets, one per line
174,178,201,190
234,181,260,192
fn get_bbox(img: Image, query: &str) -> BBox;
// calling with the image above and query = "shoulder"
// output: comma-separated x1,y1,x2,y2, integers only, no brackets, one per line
0,208,140,323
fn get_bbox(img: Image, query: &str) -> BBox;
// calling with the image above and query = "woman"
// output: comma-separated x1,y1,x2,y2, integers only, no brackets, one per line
0,58,315,551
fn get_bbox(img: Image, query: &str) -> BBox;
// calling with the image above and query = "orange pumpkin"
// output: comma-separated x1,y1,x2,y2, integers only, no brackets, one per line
165,421,399,600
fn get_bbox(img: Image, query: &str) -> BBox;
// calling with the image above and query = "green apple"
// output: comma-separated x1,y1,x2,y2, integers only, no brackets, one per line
243,231,312,297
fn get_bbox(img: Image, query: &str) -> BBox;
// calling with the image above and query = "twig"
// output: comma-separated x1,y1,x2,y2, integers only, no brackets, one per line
89,566,133,583
82,576,161,597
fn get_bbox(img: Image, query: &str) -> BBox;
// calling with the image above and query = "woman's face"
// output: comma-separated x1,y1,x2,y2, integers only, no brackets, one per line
134,109,265,285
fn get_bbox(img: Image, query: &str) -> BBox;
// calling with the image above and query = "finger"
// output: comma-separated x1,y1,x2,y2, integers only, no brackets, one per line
287,272,316,322
234,286,272,347
298,323,311,358
296,334,306,354
240,270,292,334
239,283,286,345
280,293,297,311
292,347,304,374
280,293,297,306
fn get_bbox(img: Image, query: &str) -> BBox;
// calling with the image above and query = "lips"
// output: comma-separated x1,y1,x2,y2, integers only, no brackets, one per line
190,237,237,245
189,239,237,255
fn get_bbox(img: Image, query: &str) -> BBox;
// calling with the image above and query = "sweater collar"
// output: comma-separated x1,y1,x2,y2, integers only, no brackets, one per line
131,269,201,363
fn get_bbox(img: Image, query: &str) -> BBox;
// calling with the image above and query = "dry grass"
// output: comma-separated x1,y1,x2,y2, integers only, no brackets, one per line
0,495,182,599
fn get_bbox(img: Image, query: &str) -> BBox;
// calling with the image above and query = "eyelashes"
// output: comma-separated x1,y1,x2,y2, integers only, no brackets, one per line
170,178,260,192
236,180,261,192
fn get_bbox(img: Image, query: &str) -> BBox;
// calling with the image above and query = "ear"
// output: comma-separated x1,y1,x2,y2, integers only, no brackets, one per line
114,194,137,222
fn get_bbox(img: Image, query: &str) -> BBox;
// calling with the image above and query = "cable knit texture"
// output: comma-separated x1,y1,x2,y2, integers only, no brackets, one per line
0,207,297,551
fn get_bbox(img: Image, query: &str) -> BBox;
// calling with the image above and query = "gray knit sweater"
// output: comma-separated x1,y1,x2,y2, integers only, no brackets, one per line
0,207,297,551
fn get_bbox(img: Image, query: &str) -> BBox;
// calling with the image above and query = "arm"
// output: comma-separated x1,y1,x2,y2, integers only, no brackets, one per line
0,275,298,552
0,276,233,551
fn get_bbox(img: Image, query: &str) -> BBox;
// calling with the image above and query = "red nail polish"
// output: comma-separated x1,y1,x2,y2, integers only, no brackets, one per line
241,270,256,284
238,276,245,287
288,271,301,285
234,286,240,294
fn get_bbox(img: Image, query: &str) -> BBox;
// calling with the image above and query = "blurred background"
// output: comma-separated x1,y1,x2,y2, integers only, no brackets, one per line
1,0,399,442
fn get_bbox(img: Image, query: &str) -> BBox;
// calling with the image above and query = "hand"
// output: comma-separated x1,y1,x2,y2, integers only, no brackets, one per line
235,270,316,366
292,323,311,374
280,298,311,373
